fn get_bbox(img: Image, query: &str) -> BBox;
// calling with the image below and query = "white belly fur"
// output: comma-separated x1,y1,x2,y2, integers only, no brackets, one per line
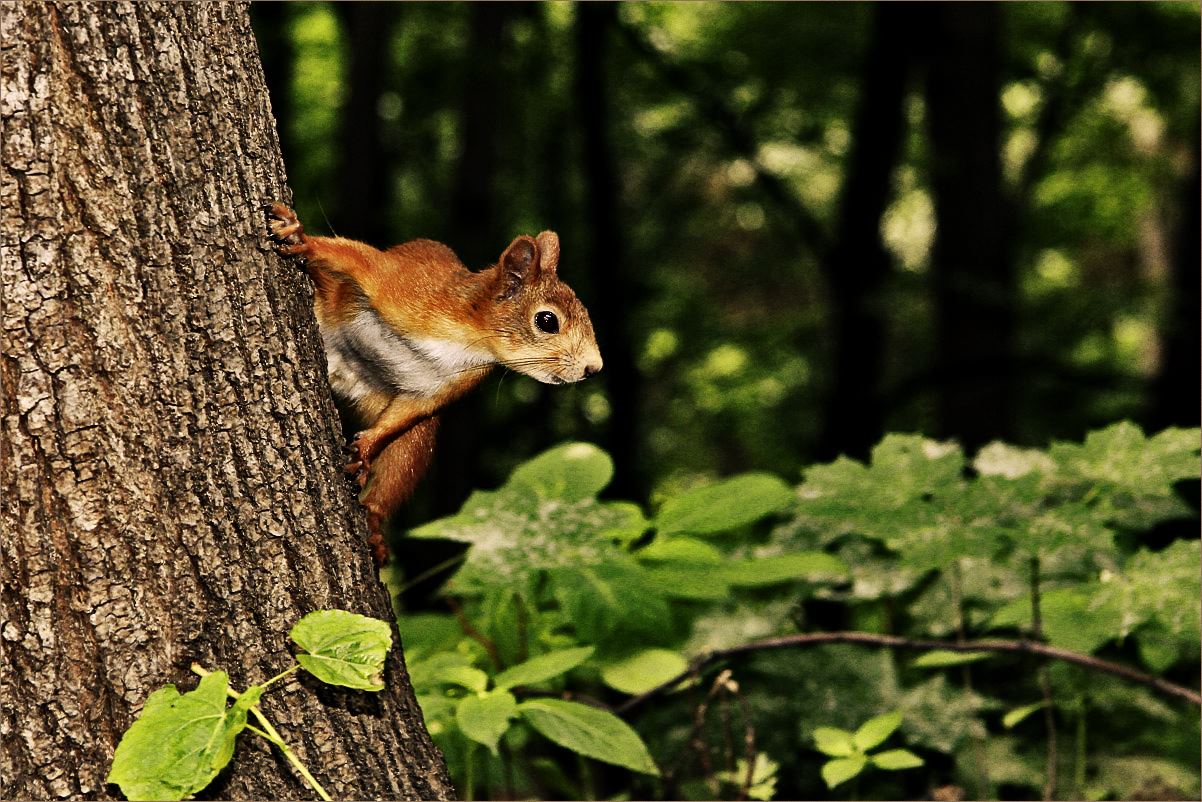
322,309,493,402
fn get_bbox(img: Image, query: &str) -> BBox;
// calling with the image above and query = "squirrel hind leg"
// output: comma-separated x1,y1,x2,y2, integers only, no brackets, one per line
358,416,441,565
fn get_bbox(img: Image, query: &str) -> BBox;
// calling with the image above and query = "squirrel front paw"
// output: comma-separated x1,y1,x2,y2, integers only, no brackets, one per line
265,201,310,256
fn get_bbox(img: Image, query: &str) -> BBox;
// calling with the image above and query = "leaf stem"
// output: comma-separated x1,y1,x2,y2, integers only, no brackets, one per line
191,663,333,802
261,663,301,690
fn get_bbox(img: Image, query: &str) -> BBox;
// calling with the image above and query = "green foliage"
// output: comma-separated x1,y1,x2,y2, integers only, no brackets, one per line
518,699,659,776
396,426,1199,800
107,610,391,801
812,711,924,789
106,673,259,802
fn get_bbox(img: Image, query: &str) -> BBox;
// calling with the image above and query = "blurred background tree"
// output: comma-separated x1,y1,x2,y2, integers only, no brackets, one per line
250,0,1199,519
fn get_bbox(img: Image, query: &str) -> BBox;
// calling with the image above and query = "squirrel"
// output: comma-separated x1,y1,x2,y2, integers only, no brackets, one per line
266,203,602,564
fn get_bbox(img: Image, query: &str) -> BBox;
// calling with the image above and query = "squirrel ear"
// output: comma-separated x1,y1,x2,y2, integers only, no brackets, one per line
536,231,560,275
497,235,540,299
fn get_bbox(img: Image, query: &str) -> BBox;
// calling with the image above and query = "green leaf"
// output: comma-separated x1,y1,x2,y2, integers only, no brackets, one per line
518,699,659,775
988,588,1122,654
1002,701,1046,729
493,646,595,690
641,564,732,600
442,665,490,693
509,442,614,501
407,652,473,691
600,649,689,695
716,753,780,800
812,726,856,757
290,609,392,691
853,710,903,752
107,672,257,801
455,690,517,754
821,755,867,789
870,749,924,770
911,650,994,668
656,473,794,536
550,563,670,642
635,536,724,564
719,552,847,586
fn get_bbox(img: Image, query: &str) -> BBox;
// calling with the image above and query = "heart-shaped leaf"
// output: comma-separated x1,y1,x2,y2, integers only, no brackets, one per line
291,610,392,691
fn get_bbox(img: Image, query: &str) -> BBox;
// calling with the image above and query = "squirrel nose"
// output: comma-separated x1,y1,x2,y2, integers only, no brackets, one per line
583,360,602,379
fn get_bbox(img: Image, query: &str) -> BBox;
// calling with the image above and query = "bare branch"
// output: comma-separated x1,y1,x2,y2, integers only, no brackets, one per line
617,631,1202,715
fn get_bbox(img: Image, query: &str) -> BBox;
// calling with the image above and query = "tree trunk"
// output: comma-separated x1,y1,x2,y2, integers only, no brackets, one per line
333,2,398,245
0,4,453,799
924,4,1015,450
575,4,642,499
818,4,917,460
1152,122,1200,430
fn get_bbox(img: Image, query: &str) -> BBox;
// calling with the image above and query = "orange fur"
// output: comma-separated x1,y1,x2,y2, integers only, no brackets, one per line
266,202,602,565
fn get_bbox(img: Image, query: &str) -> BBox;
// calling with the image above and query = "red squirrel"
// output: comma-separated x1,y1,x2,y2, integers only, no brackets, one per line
267,203,602,564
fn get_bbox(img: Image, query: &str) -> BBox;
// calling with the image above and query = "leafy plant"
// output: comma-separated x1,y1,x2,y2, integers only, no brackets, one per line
812,711,924,789
390,424,1198,800
107,610,392,801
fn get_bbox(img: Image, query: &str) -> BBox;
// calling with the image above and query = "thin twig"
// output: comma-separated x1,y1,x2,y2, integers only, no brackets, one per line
191,664,332,802
445,596,502,671
615,631,1201,715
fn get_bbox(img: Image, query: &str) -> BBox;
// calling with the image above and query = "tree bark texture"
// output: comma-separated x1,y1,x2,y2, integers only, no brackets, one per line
1,4,454,799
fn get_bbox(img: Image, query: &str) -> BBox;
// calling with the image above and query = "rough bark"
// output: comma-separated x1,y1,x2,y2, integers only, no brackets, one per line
0,4,454,799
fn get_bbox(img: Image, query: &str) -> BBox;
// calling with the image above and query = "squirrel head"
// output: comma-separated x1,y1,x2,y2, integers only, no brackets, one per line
486,231,602,384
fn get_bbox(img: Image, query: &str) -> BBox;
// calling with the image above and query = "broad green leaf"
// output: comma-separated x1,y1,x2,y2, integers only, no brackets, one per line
853,710,903,752
456,690,517,754
493,646,595,690
291,610,392,691
107,672,259,801
656,473,794,536
442,666,490,693
871,749,924,770
1002,701,1046,729
600,649,689,694
509,442,613,501
989,588,1122,654
635,536,724,564
408,652,474,690
641,564,732,600
812,726,856,757
518,699,659,775
911,650,994,668
719,552,847,586
411,491,646,595
821,755,867,789
1136,625,1183,673
550,563,670,642
1050,422,1200,497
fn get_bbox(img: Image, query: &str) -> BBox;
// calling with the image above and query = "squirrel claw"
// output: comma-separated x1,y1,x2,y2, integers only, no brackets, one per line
266,201,310,257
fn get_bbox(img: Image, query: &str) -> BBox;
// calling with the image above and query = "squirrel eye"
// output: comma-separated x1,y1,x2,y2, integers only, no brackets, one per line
534,310,559,334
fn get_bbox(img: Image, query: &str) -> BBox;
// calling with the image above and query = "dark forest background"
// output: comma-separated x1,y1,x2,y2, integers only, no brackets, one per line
250,1,1199,526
